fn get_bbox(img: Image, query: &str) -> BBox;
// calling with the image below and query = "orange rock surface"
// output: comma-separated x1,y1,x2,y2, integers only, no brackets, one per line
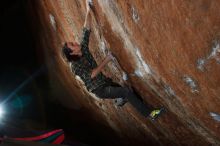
28,0,220,145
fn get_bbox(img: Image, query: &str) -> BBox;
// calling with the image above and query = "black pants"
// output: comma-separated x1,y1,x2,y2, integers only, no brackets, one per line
93,85,152,116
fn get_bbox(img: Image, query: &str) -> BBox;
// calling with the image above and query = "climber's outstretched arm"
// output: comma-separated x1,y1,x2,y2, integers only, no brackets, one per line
81,0,92,48
83,0,92,28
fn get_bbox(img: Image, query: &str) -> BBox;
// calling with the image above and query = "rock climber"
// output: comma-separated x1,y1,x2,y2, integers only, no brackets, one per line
62,0,164,120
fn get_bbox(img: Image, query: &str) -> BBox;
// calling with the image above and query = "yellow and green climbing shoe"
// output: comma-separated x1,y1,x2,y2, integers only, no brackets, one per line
149,108,165,120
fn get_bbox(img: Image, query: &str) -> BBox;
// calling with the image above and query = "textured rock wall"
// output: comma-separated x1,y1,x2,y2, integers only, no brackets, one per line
28,0,220,145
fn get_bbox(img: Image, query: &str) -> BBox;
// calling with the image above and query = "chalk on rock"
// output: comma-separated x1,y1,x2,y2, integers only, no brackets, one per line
210,112,220,122
134,69,144,78
49,14,56,31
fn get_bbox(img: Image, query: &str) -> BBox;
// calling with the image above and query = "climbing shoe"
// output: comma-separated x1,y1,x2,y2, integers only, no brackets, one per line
149,108,165,120
114,97,128,107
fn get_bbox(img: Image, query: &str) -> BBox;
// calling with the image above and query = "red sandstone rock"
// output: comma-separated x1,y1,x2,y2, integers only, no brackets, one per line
28,0,220,145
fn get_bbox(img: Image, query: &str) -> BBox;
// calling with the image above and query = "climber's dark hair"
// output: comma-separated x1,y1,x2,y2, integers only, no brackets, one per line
62,42,80,62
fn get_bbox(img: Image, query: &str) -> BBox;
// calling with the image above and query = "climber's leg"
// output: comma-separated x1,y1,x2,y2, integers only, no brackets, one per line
93,85,152,116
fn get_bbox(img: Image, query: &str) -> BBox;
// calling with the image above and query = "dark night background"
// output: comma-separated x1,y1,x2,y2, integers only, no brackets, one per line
0,0,49,132
0,0,73,138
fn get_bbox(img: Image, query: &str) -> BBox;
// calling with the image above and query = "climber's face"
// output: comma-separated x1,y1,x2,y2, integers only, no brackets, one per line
67,42,82,56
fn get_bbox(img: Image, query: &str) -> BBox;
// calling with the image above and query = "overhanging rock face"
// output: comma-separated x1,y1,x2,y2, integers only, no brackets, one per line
29,0,220,145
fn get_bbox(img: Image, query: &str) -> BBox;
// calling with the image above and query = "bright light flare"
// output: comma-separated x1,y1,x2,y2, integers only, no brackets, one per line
0,106,4,119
